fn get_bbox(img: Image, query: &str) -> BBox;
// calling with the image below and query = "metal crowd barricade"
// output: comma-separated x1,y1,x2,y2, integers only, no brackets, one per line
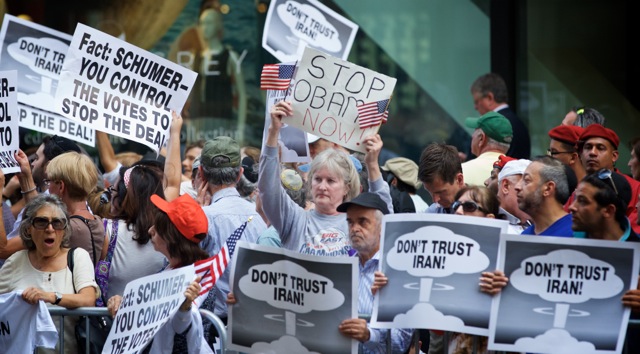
43,308,640,354
48,306,111,354
199,309,228,353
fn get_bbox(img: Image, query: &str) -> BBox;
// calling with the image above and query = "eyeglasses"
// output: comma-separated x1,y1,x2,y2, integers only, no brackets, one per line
597,169,618,196
32,217,67,230
43,179,51,186
451,200,486,213
546,149,574,157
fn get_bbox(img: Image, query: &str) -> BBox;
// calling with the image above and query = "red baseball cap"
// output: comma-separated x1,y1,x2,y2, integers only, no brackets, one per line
548,125,584,145
150,194,208,243
579,124,619,149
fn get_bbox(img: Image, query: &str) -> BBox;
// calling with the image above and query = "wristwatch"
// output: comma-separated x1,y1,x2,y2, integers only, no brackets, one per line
54,292,63,305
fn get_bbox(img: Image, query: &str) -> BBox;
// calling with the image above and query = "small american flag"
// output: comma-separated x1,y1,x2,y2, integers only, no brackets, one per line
194,219,249,295
260,64,295,90
357,99,389,129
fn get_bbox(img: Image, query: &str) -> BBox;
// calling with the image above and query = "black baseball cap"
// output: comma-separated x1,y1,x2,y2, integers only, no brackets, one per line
337,192,390,215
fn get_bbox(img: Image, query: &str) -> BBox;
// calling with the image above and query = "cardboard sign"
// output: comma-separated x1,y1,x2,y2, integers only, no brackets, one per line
286,47,396,153
55,23,197,153
263,0,358,63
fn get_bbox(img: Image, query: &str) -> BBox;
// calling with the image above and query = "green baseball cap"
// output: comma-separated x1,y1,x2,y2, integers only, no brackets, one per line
465,111,513,144
201,136,241,168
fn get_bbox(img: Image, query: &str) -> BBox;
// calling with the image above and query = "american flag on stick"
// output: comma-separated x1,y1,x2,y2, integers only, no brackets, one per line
357,99,390,129
260,64,295,90
194,217,251,296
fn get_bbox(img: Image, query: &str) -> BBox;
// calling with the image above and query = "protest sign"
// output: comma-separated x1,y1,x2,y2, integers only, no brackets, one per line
0,15,95,146
262,86,311,163
0,70,19,173
102,266,194,354
372,213,508,336
55,23,197,154
488,234,640,354
263,0,358,63
286,47,396,153
18,105,94,146
228,241,357,354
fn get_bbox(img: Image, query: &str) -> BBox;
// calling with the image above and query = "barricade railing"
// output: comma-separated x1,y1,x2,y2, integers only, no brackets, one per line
48,306,111,354
43,308,640,354
199,309,228,353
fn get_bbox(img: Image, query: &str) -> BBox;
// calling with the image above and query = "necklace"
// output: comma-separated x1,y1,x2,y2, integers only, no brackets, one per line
31,248,62,271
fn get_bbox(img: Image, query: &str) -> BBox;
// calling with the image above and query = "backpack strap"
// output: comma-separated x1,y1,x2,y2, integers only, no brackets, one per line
70,215,97,264
67,247,77,293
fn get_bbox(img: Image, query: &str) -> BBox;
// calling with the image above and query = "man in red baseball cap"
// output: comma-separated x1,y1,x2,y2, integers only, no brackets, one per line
577,124,640,233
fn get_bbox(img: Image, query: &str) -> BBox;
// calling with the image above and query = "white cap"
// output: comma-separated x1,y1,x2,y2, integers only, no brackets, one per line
498,159,532,182
306,132,320,144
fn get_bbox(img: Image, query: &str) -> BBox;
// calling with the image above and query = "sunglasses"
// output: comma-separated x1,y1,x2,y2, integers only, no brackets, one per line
451,200,486,213
100,186,117,205
597,169,618,196
32,217,67,230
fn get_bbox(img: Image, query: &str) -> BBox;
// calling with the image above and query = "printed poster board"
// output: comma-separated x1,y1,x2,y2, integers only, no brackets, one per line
228,241,358,354
102,265,194,354
488,234,640,354
372,213,508,336
263,0,358,63
55,23,197,154
0,70,19,173
0,15,95,146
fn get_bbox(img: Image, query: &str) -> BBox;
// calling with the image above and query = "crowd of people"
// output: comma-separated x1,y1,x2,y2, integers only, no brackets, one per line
2,70,640,354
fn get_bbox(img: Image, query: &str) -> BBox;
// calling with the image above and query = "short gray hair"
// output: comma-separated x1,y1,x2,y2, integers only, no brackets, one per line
534,156,569,205
201,156,242,186
20,194,71,250
306,148,361,202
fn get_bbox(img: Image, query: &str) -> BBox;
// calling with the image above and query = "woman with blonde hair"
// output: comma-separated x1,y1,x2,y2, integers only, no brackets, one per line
45,151,105,265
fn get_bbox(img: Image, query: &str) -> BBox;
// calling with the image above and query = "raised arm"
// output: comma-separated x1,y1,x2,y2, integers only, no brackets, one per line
96,130,119,175
362,134,393,214
163,111,183,202
15,150,37,202
258,101,305,244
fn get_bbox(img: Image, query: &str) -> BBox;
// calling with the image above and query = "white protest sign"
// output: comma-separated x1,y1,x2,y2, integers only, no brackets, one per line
239,260,344,314
263,0,358,63
510,249,623,304
18,105,94,146
102,265,193,354
287,47,396,152
0,70,19,173
0,15,96,146
387,225,490,278
55,23,197,154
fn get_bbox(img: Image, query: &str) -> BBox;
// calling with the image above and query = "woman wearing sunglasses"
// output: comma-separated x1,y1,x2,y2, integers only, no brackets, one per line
0,194,99,354
452,185,501,219
449,185,501,354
